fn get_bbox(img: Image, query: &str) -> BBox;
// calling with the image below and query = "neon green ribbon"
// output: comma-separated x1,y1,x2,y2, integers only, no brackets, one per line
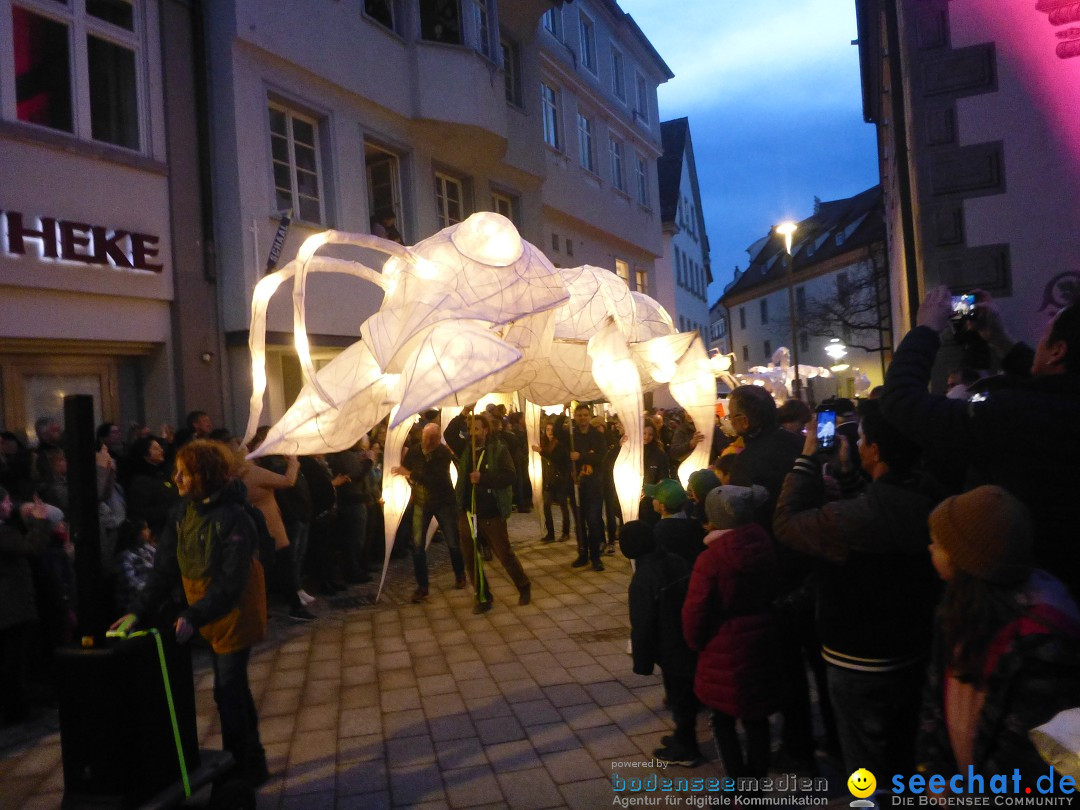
129,629,191,798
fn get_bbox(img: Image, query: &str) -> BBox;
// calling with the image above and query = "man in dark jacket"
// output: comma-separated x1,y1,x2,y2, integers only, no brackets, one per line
620,520,700,767
327,443,374,585
568,404,607,571
726,383,821,772
773,400,941,777
394,423,467,602
882,287,1080,598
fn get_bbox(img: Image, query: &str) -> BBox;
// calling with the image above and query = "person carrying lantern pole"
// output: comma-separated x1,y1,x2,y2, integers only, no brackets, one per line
454,412,531,614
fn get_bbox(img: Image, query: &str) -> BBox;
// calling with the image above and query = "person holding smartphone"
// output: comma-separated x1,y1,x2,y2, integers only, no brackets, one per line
772,400,942,778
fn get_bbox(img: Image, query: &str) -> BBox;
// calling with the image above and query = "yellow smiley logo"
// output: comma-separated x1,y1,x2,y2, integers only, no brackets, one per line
848,768,876,799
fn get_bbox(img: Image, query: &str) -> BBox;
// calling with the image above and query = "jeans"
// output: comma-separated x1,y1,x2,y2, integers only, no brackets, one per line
826,661,924,776
211,647,265,777
543,488,571,537
457,513,530,603
710,711,770,779
578,485,604,562
662,669,700,751
410,500,465,590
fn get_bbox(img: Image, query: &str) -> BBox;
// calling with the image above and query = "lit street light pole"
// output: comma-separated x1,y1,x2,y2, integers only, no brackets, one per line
776,221,801,401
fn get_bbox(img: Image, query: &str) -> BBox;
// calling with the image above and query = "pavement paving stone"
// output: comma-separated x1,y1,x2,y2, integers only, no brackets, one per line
338,706,382,738
541,746,606,784
525,721,582,754
474,715,527,745
496,766,566,810
575,722,641,760
454,676,499,701
584,679,637,706
434,735,487,769
466,695,513,721
421,692,468,719
386,733,436,767
509,698,563,727
417,673,459,696
427,713,477,742
388,763,445,806
442,764,503,808
558,776,620,810
499,677,546,704
484,738,543,773
381,708,427,738
339,683,380,709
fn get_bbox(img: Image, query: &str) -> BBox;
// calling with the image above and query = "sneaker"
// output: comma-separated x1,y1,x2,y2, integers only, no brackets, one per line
571,557,589,568
288,606,316,623
472,600,493,615
297,589,316,606
540,534,555,543
653,744,703,768
591,560,605,572
518,584,531,606
605,542,616,555
454,577,468,590
410,587,429,603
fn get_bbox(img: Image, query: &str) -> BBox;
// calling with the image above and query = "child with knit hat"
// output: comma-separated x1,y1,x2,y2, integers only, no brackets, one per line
682,485,783,781
919,485,1080,781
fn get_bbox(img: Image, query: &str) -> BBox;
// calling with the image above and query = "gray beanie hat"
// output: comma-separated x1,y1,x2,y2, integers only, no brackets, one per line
705,485,769,530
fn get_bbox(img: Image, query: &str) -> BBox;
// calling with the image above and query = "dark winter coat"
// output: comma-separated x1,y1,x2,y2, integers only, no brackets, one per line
0,516,50,630
623,527,696,679
682,523,784,717
126,458,180,537
917,571,1080,781
882,325,1080,598
773,456,941,670
654,516,706,568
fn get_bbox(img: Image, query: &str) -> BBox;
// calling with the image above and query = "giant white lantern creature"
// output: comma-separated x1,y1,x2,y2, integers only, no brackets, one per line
243,213,717,597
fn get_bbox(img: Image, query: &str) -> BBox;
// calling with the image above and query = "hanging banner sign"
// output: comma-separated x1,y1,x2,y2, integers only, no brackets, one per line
265,212,292,274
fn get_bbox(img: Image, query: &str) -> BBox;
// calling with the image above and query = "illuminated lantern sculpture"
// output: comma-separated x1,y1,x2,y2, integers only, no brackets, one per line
243,213,716,596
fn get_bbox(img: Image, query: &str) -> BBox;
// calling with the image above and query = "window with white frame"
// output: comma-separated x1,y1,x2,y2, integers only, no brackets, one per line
610,47,625,100
576,111,594,172
674,246,682,285
541,82,560,150
364,0,397,32
434,171,465,229
470,0,493,58
10,0,143,151
634,71,649,124
491,190,515,223
501,37,522,106
608,136,625,192
578,11,596,73
635,268,647,294
635,153,649,206
270,102,324,224
366,141,405,240
542,7,560,38
615,258,630,286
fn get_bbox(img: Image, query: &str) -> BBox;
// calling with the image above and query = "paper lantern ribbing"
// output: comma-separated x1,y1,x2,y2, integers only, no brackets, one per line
244,213,718,598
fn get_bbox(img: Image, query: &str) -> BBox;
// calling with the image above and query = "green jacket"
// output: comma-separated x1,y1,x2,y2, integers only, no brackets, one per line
455,438,515,520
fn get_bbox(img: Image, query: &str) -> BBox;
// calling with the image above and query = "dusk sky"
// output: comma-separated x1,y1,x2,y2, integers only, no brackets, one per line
617,0,881,306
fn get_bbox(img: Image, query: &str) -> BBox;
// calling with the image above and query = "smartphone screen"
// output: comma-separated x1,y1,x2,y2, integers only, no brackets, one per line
951,293,976,319
817,409,837,449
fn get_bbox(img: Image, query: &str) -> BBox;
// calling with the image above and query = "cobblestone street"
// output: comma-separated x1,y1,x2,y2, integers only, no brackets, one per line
0,512,846,809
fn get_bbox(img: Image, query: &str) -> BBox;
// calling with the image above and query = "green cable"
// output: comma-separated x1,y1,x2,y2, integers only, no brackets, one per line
129,629,191,798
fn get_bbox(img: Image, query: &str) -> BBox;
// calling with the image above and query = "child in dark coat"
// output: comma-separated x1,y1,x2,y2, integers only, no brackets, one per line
620,520,702,766
683,485,783,780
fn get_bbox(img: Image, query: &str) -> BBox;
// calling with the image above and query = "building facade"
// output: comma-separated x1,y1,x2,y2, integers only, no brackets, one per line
720,186,890,402
534,1,671,293
855,0,1080,361
203,0,673,432
655,117,711,342
0,0,214,439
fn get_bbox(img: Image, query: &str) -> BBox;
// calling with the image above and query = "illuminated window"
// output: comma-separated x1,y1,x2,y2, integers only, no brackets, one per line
635,268,647,294
615,258,630,285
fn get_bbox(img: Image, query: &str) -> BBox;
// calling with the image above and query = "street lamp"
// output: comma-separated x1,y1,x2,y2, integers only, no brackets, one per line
776,221,800,400
825,338,849,372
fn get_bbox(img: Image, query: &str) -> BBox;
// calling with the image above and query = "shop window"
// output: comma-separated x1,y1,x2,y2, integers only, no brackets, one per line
269,102,325,224
12,0,142,151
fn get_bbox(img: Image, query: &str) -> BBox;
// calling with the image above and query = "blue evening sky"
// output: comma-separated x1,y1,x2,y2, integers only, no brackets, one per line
617,0,880,305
